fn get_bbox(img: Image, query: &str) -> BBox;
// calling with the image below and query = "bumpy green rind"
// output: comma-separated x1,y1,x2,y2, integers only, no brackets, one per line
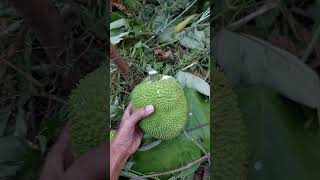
67,65,107,159
212,67,248,179
131,76,187,140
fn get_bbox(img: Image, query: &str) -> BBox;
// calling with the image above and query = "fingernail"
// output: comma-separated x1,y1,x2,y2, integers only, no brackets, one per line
145,105,154,113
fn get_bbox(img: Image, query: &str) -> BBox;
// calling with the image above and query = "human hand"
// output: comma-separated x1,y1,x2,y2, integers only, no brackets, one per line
110,103,154,180
112,103,154,156
39,127,107,180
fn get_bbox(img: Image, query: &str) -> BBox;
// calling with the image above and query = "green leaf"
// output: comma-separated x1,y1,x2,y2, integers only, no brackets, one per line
138,139,162,152
151,10,169,32
110,19,129,30
176,71,210,96
184,88,210,150
111,11,126,22
0,105,11,136
178,29,205,49
110,32,130,45
132,136,201,179
110,19,131,45
214,29,320,109
0,136,28,178
236,85,320,180
157,27,178,43
0,20,22,37
120,170,148,179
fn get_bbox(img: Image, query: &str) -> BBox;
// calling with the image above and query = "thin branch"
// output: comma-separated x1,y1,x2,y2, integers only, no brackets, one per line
110,44,131,83
131,154,210,180
227,2,278,31
0,58,42,87
186,123,209,132
303,24,320,62
75,35,95,60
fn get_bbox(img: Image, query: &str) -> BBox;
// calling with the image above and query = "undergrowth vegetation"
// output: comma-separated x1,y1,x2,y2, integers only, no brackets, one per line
110,0,210,179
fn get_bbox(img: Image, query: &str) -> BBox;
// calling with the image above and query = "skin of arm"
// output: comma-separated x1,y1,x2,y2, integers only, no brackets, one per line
110,103,154,180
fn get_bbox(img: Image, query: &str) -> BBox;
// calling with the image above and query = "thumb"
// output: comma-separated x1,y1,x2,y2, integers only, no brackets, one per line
129,105,154,124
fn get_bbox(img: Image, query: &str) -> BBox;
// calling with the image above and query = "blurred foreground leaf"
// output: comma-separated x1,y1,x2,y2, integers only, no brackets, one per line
236,85,320,180
214,30,320,109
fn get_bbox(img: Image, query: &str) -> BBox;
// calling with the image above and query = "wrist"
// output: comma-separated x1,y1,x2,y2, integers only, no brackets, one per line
110,142,130,161
110,142,130,180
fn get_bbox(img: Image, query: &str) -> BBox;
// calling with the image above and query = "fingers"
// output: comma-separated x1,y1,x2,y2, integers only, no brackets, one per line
122,103,132,120
128,105,154,125
60,143,108,180
135,127,144,141
39,126,70,180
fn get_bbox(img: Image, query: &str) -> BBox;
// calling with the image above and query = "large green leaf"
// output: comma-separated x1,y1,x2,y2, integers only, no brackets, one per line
236,85,320,180
132,135,201,179
0,136,28,178
184,88,210,150
176,72,210,97
214,29,320,109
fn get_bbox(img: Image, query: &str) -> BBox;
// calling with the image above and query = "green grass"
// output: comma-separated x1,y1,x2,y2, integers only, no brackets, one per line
110,0,210,126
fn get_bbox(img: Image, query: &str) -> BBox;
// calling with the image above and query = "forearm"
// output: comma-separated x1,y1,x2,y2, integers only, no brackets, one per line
110,143,130,180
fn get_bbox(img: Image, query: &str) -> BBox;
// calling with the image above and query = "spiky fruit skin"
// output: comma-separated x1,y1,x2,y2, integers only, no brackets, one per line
212,68,248,180
131,76,187,140
67,65,107,159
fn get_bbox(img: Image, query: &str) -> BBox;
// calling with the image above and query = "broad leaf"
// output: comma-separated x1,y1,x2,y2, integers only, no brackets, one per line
110,19,128,30
236,85,320,180
214,29,320,109
0,136,28,178
176,71,210,96
184,88,210,150
132,135,201,179
178,28,206,49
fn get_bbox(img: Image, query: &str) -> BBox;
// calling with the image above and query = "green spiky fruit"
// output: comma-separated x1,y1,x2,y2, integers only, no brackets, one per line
67,64,107,159
212,67,248,180
131,75,187,140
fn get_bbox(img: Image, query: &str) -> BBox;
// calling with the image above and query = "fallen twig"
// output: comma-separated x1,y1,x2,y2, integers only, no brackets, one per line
227,2,278,31
110,44,131,85
0,58,42,87
111,0,131,16
303,24,320,62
